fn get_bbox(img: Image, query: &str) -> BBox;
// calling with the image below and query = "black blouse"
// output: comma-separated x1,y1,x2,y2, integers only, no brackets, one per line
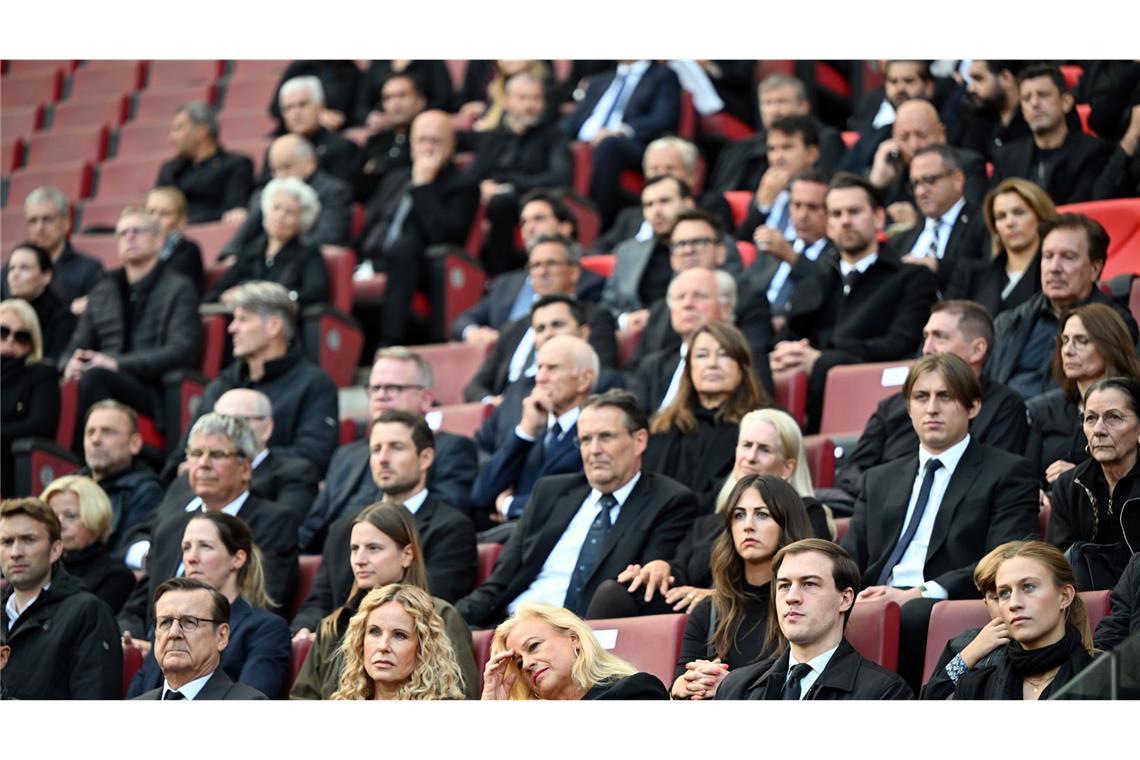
675,581,773,681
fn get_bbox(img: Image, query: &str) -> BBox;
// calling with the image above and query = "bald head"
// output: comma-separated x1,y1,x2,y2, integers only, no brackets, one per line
893,100,946,165
535,334,598,414
214,389,273,452
410,110,455,164
268,134,317,180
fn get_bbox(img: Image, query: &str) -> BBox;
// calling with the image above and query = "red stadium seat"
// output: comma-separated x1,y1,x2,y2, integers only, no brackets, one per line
0,208,27,256
6,161,94,206
122,644,143,698
429,402,490,438
737,241,757,270
846,599,901,671
69,61,146,100
700,112,755,141
23,125,109,169
115,120,174,158
288,555,322,622
1130,278,1140,326
570,141,592,197
315,245,355,313
802,435,836,489
1082,589,1111,629
217,109,277,142
444,60,468,90
617,327,643,370
229,60,291,81
410,342,493,406
1,137,24,175
587,614,687,688
224,137,271,177
1,105,45,139
69,233,123,268
1060,65,1084,94
471,629,494,693
184,220,241,264
199,312,228,379
78,199,133,233
774,370,809,427
2,69,64,108
724,190,752,228
561,192,601,251
221,77,281,113
302,307,364,389
290,637,313,690
841,130,860,150
11,438,81,498
133,84,217,123
1057,198,1140,278
148,60,224,90
819,360,915,436
580,254,615,278
51,97,130,131
833,517,850,542
1075,104,1096,136
476,543,502,587
677,90,696,141
4,60,77,77
93,154,165,200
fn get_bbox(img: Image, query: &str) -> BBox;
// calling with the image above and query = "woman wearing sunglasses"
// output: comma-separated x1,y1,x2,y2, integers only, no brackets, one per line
0,299,60,498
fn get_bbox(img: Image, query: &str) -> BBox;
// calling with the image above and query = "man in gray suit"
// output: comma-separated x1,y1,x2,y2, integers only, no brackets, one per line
133,578,267,700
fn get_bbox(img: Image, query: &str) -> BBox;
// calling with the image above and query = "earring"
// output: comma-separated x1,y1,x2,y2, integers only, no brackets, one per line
574,647,581,657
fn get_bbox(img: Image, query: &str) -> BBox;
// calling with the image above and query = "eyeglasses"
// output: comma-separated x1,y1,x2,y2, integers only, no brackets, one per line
527,259,570,272
670,237,717,253
368,383,424,396
156,615,224,633
908,170,954,192
1082,411,1136,428
115,226,156,239
184,447,243,461
0,326,32,345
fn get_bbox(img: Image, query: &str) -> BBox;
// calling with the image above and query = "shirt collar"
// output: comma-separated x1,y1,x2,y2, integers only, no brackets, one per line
918,433,971,476
617,60,651,78
185,490,251,516
589,471,641,509
928,197,966,230
549,406,581,434
839,252,878,277
162,670,214,701
4,580,50,622
391,487,429,515
251,449,269,470
790,643,840,678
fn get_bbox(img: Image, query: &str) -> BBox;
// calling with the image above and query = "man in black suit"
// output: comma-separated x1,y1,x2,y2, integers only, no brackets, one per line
841,353,1039,688
463,240,617,404
350,71,426,203
452,190,605,346
264,76,359,186
948,60,1031,163
889,144,988,291
561,60,681,231
834,300,1031,500
155,101,254,225
297,346,478,549
156,389,318,523
357,109,479,346
458,390,697,626
118,414,299,638
844,60,937,171
733,115,823,242
993,63,1119,203
468,71,573,276
133,578,267,700
292,410,476,639
987,213,1137,400
716,539,912,700
769,173,940,433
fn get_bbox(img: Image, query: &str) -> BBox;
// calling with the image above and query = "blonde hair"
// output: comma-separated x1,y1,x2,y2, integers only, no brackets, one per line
0,298,44,363
715,408,814,512
330,584,464,700
490,602,637,700
991,540,1094,654
41,475,113,544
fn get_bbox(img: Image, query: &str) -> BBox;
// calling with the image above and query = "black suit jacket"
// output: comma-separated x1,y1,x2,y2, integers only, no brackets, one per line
946,250,1041,319
462,302,618,402
716,639,913,700
133,667,269,700
156,147,254,224
450,269,606,340
840,440,1040,598
204,234,329,308
707,122,847,194
992,129,1117,204
561,63,681,145
466,121,572,193
292,494,477,633
456,471,698,627
629,346,683,414
889,202,989,291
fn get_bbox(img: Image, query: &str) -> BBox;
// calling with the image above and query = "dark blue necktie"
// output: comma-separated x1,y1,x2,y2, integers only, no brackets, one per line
876,458,943,586
564,493,617,614
782,662,813,700
163,689,184,701
600,73,630,128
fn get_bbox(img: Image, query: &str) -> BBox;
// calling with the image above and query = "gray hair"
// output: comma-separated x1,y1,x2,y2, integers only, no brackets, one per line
505,70,544,94
187,413,258,460
260,176,321,234
280,75,324,107
117,206,161,235
24,186,69,216
527,233,581,265
715,269,738,316
175,100,218,140
759,74,808,102
373,346,434,388
643,137,699,175
228,281,299,343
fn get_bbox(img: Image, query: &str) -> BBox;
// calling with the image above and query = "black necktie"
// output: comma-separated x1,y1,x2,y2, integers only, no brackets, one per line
842,269,860,295
564,493,617,615
876,458,944,586
163,689,185,701
782,663,813,700
543,423,563,456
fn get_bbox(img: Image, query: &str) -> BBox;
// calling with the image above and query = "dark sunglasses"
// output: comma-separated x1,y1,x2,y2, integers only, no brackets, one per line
0,325,32,345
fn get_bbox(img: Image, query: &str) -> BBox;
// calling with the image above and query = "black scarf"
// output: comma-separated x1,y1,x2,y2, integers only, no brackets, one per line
1003,626,1084,699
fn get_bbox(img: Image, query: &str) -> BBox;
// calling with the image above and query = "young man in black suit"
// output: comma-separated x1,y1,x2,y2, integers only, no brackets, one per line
133,578,267,700
716,539,912,700
292,410,476,638
457,390,697,627
840,353,1039,689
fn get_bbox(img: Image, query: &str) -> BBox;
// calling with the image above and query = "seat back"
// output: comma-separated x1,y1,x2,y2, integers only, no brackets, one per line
148,60,225,89
846,599,901,671
580,254,615,278
122,644,144,698
320,246,356,314
774,370,809,427
819,360,914,436
23,126,109,169
802,435,836,488
1058,199,1140,279
51,97,130,131
427,402,489,438
288,555,323,623
93,154,165,201
199,313,228,379
7,161,94,205
476,543,503,587
586,613,687,687
724,190,752,228
2,69,64,108
68,234,122,269
290,637,313,692
410,342,492,406
70,61,146,100
471,628,495,693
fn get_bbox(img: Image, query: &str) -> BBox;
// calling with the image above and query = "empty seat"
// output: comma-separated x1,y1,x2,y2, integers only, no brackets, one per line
6,161,94,207
221,77,281,113
724,190,752,228
50,96,129,131
147,60,224,90
92,154,165,200
1,105,45,139
819,360,915,436
1,207,27,255
216,109,277,142
427,402,490,438
1075,103,1095,136
78,198,134,232
184,220,241,263
288,555,323,622
4,60,77,77
2,69,64,108
737,240,757,270
133,84,217,123
68,233,121,269
587,613,687,688
1,137,24,175
290,637,313,690
115,120,174,158
774,369,809,427
410,342,493,406
319,245,356,314
229,60,291,80
69,61,146,100
1058,198,1140,278
846,599,901,671
23,125,109,169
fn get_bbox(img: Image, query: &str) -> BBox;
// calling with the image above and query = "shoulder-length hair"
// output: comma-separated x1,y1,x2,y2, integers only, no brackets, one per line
41,475,113,544
709,475,815,661
318,501,429,641
1052,303,1140,398
715,408,815,512
186,512,275,609
0,298,44,363
330,583,464,700
490,602,637,700
650,321,767,436
982,178,1057,258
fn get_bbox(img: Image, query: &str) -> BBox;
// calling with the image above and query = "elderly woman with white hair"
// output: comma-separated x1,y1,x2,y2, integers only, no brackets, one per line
586,407,832,620
205,176,329,307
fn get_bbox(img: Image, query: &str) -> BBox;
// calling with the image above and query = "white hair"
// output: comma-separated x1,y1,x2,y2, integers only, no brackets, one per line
279,76,324,107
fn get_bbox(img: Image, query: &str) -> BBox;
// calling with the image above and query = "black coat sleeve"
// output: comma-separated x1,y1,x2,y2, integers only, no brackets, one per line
675,597,714,681
115,282,202,382
68,594,125,699
1094,554,1139,651
423,513,478,604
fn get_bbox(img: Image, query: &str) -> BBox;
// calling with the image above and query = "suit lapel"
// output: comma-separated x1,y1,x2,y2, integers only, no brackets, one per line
876,457,919,560
926,441,981,559
587,474,650,582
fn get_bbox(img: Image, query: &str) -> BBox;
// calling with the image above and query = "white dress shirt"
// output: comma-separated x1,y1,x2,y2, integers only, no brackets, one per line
507,327,537,385
508,472,641,613
658,342,689,411
765,237,829,306
908,198,965,260
4,581,49,627
788,644,839,700
160,671,213,700
839,252,878,295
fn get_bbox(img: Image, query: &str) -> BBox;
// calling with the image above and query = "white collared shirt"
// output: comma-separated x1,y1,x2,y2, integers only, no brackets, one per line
888,434,972,597
127,490,253,571
760,190,795,240
839,252,878,294
871,99,896,130
577,61,651,141
251,449,269,470
161,671,213,701
508,327,537,384
908,197,966,260
4,581,49,627
667,60,725,116
515,406,582,444
788,644,840,700
658,342,689,412
766,237,829,306
508,472,641,613
388,487,429,516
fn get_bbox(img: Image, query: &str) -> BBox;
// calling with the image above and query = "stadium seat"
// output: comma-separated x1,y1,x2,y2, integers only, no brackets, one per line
1,137,24,175
5,161,94,207
220,78,281,113
69,233,122,268
148,60,224,89
1060,65,1084,93
580,254,615,278
819,360,915,436
318,245,357,314
616,327,643,369
561,192,601,251
724,190,752,228
133,84,217,123
677,90,697,141
1,105,45,139
115,120,175,158
833,516,850,542
4,60,77,77
229,60,291,81
846,598,901,671
11,437,81,498
471,628,494,692
429,402,490,438
93,154,165,200
1075,103,1096,136
122,644,143,698
50,96,130,131
1130,278,1140,325
216,109,277,142
184,220,241,264
288,555,323,622
1058,198,1140,278
23,125,109,169
476,543,503,587
2,69,64,108
774,370,809,427
737,241,757,270
290,637,312,690
802,435,836,488
587,613,687,688
569,141,592,197
410,342,493,406
0,208,26,256
198,312,228,380
69,61,146,100
77,199,132,233
224,137,271,177
301,305,365,389
700,111,755,141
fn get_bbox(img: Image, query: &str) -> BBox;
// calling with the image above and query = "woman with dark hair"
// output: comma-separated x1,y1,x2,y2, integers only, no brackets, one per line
946,177,1057,317
670,475,816,700
4,241,75,361
644,321,768,508
127,511,292,698
953,541,1095,699
1047,377,1140,590
290,502,478,699
1028,304,1140,486
0,298,59,498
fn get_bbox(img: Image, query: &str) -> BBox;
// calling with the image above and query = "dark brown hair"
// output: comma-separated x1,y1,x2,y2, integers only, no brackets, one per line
766,539,862,655
1052,303,1140,398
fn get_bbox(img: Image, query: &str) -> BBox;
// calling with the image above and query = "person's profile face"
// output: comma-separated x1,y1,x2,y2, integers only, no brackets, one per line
504,618,580,700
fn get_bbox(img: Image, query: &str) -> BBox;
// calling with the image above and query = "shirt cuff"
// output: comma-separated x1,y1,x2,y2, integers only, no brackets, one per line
498,496,514,517
514,425,538,443
461,324,477,341
920,581,949,600
617,312,630,331
125,541,150,571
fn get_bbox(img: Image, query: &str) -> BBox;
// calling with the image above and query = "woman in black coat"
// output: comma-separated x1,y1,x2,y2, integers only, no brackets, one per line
204,176,329,308
0,299,60,497
42,475,136,613
4,242,76,361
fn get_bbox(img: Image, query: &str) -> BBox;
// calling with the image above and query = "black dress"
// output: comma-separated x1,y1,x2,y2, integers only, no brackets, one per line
61,542,137,614
675,581,773,681
0,356,60,498
581,672,669,700
644,406,739,513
